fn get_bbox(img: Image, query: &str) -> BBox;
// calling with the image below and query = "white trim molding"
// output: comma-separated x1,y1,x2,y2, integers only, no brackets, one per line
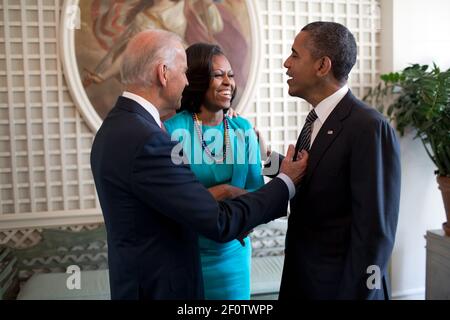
235,0,262,114
0,210,103,231
60,0,102,133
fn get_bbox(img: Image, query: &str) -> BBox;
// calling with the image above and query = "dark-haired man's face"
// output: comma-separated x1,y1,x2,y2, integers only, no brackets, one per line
283,32,321,100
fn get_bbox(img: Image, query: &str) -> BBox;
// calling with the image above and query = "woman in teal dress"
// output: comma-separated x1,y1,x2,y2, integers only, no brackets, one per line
164,43,264,300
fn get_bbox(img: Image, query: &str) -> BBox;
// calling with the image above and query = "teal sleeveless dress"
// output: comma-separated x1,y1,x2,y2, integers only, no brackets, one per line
164,110,264,299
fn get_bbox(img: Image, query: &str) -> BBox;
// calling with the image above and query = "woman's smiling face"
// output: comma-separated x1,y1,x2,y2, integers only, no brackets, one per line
203,54,236,111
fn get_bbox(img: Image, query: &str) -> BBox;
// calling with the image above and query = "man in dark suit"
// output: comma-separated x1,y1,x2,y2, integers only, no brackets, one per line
90,29,308,300
271,22,401,300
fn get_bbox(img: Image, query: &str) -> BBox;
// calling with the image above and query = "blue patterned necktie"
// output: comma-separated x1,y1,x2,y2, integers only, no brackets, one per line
295,109,318,153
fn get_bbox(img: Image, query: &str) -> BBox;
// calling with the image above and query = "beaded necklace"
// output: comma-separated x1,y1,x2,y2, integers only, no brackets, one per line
192,112,230,163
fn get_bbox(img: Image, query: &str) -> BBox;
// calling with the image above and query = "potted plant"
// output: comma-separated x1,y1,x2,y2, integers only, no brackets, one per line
364,63,450,235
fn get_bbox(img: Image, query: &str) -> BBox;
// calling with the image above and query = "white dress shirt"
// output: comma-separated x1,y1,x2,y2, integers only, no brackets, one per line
276,173,296,199
122,91,162,128
265,86,350,198
310,85,349,147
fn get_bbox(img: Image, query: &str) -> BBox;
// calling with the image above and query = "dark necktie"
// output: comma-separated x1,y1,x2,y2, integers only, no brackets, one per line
295,109,318,154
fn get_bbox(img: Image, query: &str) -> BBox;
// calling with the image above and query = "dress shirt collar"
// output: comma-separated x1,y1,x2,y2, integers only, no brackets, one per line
122,91,162,128
314,85,349,124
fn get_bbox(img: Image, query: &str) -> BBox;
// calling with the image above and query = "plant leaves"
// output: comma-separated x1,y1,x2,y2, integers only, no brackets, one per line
365,63,450,176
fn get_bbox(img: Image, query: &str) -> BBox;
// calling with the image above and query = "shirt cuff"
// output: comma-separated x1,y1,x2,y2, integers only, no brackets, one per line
276,173,296,200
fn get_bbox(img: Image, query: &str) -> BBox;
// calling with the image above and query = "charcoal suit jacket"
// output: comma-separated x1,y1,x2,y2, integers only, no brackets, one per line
273,91,401,300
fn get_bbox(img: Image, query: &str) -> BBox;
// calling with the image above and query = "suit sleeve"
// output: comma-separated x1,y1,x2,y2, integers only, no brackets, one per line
338,118,401,299
131,131,289,243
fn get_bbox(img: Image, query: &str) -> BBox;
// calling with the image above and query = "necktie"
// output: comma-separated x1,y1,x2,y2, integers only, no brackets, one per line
295,109,318,154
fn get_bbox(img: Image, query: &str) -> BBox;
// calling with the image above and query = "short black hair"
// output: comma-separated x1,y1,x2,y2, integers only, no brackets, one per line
180,43,235,113
301,21,357,82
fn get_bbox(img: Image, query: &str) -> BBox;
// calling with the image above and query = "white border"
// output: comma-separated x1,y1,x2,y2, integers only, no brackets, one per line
60,0,262,132
0,209,103,231
60,0,102,132
235,0,262,114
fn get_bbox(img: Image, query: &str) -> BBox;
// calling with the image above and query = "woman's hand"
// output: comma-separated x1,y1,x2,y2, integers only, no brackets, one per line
226,185,247,198
208,184,247,200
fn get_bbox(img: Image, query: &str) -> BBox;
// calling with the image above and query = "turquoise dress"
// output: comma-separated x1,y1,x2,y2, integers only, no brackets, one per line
164,110,264,299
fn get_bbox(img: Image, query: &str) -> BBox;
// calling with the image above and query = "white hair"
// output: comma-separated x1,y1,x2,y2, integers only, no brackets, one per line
120,30,183,87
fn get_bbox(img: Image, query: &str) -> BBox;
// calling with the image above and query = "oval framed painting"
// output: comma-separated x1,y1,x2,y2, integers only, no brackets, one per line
60,0,262,132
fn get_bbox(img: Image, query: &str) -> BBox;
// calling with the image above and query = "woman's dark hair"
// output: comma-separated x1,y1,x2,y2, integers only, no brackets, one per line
180,43,236,113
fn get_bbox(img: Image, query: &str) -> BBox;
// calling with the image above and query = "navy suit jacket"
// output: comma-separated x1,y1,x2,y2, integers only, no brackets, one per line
90,97,289,299
275,91,401,300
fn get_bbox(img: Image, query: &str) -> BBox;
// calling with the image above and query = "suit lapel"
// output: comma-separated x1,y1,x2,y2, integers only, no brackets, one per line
302,91,355,185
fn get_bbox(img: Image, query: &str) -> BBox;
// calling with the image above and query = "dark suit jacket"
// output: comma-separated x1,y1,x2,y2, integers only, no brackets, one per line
90,97,289,300
275,91,401,300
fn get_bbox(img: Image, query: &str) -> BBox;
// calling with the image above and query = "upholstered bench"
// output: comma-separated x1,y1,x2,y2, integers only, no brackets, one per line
15,255,284,300
0,247,18,300
251,256,284,299
250,219,286,299
2,218,287,300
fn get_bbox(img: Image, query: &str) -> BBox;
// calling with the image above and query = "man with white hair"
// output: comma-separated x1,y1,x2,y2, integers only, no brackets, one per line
90,30,309,300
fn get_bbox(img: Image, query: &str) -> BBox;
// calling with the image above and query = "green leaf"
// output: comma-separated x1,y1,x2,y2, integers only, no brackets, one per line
369,62,450,175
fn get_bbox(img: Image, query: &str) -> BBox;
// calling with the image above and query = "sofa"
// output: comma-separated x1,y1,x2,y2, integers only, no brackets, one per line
0,219,287,300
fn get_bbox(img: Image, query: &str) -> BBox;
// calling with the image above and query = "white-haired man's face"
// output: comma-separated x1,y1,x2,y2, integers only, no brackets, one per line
163,47,189,111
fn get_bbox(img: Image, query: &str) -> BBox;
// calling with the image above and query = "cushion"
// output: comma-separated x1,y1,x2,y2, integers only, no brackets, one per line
17,269,110,300
250,256,284,295
0,247,18,300
17,255,285,299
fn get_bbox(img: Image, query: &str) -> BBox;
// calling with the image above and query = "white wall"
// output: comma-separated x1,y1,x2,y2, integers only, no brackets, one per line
392,0,450,69
381,0,450,299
